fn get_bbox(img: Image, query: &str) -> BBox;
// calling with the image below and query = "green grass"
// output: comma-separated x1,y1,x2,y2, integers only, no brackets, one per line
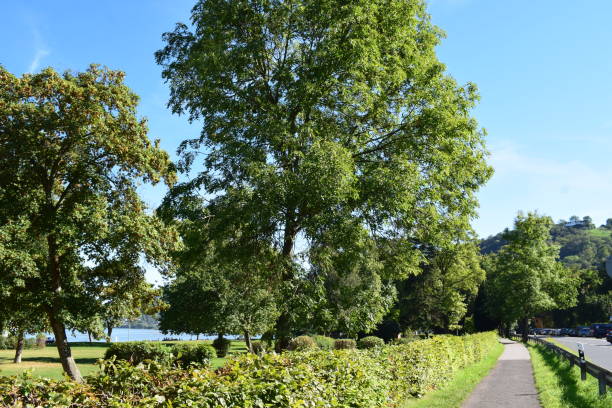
528,344,611,408
401,341,504,408
587,229,611,238
0,340,247,379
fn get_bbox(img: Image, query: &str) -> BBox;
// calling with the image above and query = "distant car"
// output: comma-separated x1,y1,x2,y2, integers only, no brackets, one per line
591,323,612,338
577,327,593,337
606,329,612,344
560,328,571,336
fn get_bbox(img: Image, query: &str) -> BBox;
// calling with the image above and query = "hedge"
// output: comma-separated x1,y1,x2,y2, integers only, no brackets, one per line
0,331,499,407
334,338,357,349
312,335,335,350
358,336,385,349
104,341,174,365
172,343,217,366
287,335,318,351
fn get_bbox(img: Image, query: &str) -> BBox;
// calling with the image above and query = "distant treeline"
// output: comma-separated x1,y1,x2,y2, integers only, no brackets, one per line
116,314,159,330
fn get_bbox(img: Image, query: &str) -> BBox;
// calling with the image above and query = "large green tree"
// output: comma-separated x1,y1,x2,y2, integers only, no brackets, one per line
0,66,178,381
157,0,492,348
484,212,580,341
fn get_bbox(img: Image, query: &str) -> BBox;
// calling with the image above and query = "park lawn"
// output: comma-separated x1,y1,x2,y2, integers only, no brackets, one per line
0,343,107,380
0,340,247,379
528,343,611,408
401,340,504,408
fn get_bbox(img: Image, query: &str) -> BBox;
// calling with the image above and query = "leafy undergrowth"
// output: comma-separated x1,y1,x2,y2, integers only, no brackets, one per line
401,340,504,408
528,344,611,408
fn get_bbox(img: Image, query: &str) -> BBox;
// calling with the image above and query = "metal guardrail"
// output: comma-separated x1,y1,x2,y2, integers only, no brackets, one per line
518,335,611,396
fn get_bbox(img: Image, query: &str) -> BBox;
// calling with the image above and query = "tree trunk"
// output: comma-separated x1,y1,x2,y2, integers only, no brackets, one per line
244,329,253,353
521,317,529,343
275,222,297,352
196,333,199,341
13,331,24,363
107,323,113,341
47,234,82,382
88,332,92,343
48,313,82,382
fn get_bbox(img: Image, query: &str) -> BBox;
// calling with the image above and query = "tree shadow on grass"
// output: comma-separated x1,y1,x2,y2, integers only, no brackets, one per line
20,356,100,365
536,346,598,408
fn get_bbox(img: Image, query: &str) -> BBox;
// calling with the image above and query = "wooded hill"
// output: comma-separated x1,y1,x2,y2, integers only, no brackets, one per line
479,216,612,327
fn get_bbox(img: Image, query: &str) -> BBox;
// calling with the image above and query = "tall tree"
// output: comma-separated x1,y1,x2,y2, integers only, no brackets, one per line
157,0,492,348
0,66,178,381
484,212,579,341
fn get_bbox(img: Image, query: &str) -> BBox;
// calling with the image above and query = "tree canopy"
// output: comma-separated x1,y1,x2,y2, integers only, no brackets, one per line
0,65,178,380
156,0,492,347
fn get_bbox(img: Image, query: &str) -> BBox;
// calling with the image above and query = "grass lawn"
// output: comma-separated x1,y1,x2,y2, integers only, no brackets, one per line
0,340,247,379
527,343,611,408
401,340,504,408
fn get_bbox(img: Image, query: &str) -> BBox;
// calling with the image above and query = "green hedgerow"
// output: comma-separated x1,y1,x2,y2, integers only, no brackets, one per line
288,335,318,351
357,336,385,349
312,335,335,350
0,332,499,407
171,342,216,366
103,341,173,365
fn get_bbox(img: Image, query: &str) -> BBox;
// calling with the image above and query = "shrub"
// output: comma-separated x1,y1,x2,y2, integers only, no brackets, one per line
104,341,173,365
212,336,231,357
287,335,318,351
334,339,356,350
312,335,335,350
171,342,216,366
0,332,499,407
0,336,15,350
251,341,269,355
357,336,384,349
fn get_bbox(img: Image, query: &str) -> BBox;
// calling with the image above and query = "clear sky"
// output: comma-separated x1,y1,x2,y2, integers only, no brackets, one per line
2,1,612,260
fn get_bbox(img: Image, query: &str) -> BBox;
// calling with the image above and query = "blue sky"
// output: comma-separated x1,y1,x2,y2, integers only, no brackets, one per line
2,1,612,248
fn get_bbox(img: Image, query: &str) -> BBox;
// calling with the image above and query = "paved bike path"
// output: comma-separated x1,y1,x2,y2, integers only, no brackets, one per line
462,339,541,408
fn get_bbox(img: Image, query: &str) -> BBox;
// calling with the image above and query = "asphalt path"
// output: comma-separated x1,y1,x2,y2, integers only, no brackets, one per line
543,336,611,370
462,339,540,408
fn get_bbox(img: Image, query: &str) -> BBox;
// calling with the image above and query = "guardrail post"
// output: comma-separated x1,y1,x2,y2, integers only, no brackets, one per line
598,372,607,396
578,349,587,381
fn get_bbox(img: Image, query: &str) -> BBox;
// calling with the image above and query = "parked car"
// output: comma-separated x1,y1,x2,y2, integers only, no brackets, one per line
606,329,612,344
577,326,593,337
591,323,612,338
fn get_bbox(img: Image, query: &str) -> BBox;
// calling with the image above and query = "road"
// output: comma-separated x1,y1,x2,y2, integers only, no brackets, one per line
543,336,612,370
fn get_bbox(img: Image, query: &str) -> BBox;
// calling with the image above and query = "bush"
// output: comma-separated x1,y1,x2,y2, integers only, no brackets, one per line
0,336,15,350
104,341,173,365
334,339,356,350
0,332,499,407
287,335,318,351
171,342,216,366
357,336,384,349
312,335,335,350
251,341,268,355
212,336,231,358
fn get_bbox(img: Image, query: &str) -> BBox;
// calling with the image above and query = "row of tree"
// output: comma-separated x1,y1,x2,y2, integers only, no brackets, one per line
6,0,592,381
